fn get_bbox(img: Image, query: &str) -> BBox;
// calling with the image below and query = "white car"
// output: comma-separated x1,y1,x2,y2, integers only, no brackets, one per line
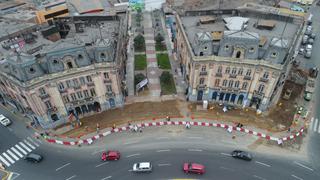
132,162,152,172
0,114,11,126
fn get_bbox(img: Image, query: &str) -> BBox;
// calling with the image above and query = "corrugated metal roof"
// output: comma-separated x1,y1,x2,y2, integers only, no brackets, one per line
69,0,104,14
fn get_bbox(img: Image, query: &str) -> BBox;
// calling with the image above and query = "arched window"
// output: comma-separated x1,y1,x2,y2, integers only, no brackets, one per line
231,68,237,74
199,52,204,56
201,65,206,72
199,78,205,85
218,66,223,73
222,80,228,86
100,53,106,59
246,69,251,76
225,67,230,74
228,80,233,87
258,84,265,93
235,81,240,88
236,51,241,58
67,62,73,69
238,68,243,75
263,72,269,79
242,82,248,90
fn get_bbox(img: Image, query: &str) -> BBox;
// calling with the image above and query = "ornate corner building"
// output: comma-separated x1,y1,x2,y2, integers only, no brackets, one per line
0,14,128,128
175,7,304,111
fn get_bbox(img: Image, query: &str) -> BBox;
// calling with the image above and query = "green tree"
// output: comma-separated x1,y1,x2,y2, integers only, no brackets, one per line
134,34,145,51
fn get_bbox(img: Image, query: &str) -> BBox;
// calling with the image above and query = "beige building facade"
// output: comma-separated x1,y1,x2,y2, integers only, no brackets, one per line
175,8,304,111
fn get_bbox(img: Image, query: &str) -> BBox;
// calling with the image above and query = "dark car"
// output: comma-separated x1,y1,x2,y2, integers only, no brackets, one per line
24,153,43,163
231,150,252,161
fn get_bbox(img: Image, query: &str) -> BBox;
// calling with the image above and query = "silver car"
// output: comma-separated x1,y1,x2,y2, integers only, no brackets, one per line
132,162,152,172
305,49,312,58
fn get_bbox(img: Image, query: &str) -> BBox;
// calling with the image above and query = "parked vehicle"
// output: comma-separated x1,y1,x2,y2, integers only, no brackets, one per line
132,162,152,172
302,35,308,44
183,163,205,174
304,77,315,101
310,33,316,39
0,114,11,126
306,44,313,51
305,49,312,58
283,89,292,100
308,38,314,45
24,153,43,163
101,150,120,161
231,150,252,161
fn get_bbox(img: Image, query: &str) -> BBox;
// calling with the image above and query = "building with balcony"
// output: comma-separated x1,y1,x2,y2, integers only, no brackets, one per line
175,6,304,111
0,14,128,128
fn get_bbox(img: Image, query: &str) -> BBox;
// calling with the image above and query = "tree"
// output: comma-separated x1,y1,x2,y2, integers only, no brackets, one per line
134,34,145,51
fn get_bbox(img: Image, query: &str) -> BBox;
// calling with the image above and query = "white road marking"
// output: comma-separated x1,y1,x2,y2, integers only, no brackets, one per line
128,169,133,172
294,161,314,171
188,149,202,152
101,176,112,180
92,149,105,155
156,149,170,152
8,172,20,180
317,120,320,133
253,175,266,180
11,147,23,158
124,141,138,145
95,162,109,168
65,175,76,180
255,161,271,167
19,142,31,152
187,136,203,139
23,139,36,150
158,163,171,166
15,144,27,155
220,153,232,157
0,155,11,167
220,166,234,171
27,137,39,147
2,152,14,164
7,150,19,161
313,118,318,132
309,117,314,129
292,174,303,180
126,153,140,158
156,137,169,140
56,163,71,171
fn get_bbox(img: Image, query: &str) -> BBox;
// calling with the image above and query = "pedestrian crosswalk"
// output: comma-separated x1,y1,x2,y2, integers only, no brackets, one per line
309,117,320,134
0,136,41,167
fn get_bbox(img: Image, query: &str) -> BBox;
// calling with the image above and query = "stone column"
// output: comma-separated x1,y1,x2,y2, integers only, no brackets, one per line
47,82,67,116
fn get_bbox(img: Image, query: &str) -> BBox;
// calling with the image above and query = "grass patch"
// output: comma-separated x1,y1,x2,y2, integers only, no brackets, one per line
155,43,167,51
160,71,176,95
157,53,171,69
135,54,147,70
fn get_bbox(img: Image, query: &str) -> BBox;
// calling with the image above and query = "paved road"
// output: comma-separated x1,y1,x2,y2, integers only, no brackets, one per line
6,125,318,180
306,3,320,176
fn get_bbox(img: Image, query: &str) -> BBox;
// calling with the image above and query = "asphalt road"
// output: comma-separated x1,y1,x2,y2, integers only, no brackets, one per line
6,126,319,180
306,3,320,176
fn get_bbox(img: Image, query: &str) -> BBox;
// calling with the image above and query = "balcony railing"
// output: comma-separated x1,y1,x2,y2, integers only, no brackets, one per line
73,86,81,90
197,84,207,90
106,91,115,97
229,74,237,78
87,82,95,87
199,71,208,76
215,72,222,77
58,89,68,94
243,75,251,80
259,77,269,83
39,94,50,99
104,79,112,83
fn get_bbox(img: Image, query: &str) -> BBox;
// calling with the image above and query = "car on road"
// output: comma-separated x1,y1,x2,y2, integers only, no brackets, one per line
183,162,205,174
305,49,312,58
24,153,43,163
132,162,152,172
101,150,120,161
0,114,11,126
231,150,252,161
304,92,312,101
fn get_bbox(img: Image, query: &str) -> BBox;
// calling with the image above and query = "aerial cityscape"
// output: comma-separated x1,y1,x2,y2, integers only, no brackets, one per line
0,0,319,179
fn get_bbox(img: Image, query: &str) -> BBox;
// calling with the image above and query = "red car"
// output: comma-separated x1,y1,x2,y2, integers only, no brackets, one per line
183,163,205,174
101,150,120,161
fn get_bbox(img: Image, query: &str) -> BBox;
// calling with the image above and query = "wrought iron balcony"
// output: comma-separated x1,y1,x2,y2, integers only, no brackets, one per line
39,94,50,99
259,77,269,83
199,71,208,76
215,72,222,77
73,86,81,90
87,82,95,87
229,74,237,78
243,75,251,80
104,79,112,83
106,91,115,97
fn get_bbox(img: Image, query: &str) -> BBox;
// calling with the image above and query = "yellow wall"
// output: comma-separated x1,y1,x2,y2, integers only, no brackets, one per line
36,4,69,24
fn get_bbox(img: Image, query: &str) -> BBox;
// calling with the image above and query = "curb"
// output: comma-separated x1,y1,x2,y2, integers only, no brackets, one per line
44,120,305,146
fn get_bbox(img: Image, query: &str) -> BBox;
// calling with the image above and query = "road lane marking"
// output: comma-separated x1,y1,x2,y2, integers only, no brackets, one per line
92,149,105,155
188,149,202,152
56,162,71,171
123,141,139,145
15,144,27,155
220,166,234,171
27,137,39,147
65,175,76,180
2,152,14,164
156,149,171,152
0,155,11,167
220,153,232,157
23,140,36,150
101,176,112,180
313,118,318,132
294,161,314,171
187,137,203,139
255,161,271,167
19,142,31,152
95,162,109,168
11,147,23,158
309,117,314,130
292,174,303,180
7,150,19,161
253,175,266,180
128,169,133,172
126,153,140,158
158,163,171,166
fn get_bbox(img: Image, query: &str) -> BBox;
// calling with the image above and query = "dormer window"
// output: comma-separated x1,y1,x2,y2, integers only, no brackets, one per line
100,53,106,59
78,54,83,60
249,47,255,53
29,67,35,74
67,62,73,69
53,59,59,64
225,45,229,51
204,46,208,50
271,52,278,58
